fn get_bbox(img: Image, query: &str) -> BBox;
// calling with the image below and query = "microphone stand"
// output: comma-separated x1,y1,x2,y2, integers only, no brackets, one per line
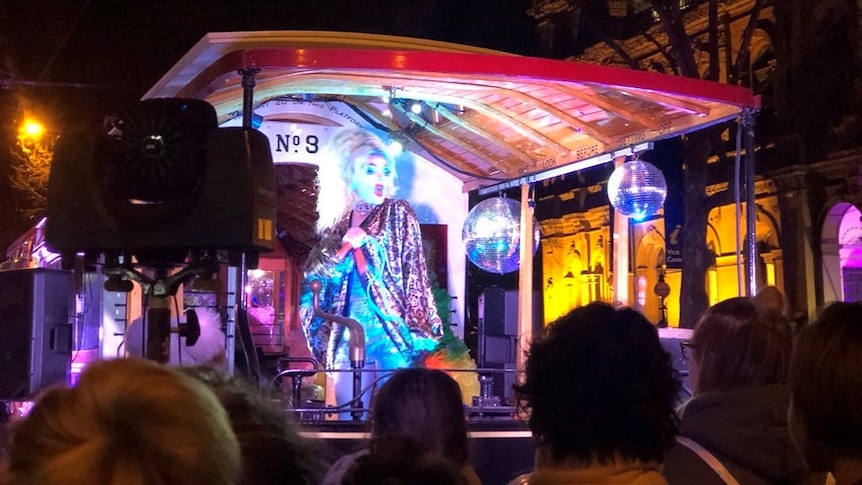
309,279,366,420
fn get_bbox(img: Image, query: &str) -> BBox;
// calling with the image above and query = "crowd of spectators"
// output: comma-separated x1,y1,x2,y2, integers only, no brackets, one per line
1,294,859,485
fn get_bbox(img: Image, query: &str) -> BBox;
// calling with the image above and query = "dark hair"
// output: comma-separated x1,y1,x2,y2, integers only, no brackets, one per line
342,435,465,485
789,301,862,454
513,302,679,465
180,366,325,485
691,297,793,394
371,368,470,466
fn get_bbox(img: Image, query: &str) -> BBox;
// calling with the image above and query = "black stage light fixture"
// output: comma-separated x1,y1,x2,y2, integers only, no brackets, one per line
45,98,277,269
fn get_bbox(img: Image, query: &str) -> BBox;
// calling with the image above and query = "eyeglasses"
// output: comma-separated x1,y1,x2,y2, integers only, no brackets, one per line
680,340,696,361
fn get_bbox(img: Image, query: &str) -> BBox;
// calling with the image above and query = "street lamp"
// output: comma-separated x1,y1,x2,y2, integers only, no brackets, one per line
19,117,45,141
653,270,671,327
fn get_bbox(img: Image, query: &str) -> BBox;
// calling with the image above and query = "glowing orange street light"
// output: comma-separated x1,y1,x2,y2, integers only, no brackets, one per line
19,118,46,141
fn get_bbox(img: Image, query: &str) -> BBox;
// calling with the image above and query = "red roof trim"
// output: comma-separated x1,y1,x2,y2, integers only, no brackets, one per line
173,47,758,110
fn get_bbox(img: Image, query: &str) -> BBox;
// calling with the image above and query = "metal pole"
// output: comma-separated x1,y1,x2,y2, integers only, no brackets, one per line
743,109,758,296
517,184,535,374
612,156,630,305
734,117,745,295
240,68,260,129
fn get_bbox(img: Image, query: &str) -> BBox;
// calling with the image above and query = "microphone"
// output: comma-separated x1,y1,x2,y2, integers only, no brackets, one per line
334,242,354,262
334,233,368,261
334,241,369,275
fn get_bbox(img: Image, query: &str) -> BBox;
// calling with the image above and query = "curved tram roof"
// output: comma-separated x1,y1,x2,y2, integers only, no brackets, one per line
145,31,758,193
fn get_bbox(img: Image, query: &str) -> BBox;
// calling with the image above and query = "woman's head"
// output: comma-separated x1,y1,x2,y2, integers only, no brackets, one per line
514,302,679,465
689,298,793,394
315,128,396,232
688,297,793,395
789,301,862,472
371,368,469,466
180,366,324,485
1,358,240,485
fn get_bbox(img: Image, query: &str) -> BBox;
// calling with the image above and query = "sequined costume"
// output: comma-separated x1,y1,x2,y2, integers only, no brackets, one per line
299,198,443,370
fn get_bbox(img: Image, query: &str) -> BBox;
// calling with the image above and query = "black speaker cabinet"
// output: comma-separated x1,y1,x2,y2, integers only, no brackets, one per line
477,288,541,398
0,268,74,400
45,98,277,268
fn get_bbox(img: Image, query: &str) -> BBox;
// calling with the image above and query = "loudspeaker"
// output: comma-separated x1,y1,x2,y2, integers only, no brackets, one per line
0,268,73,400
45,98,277,268
477,288,541,398
477,288,519,367
479,287,519,337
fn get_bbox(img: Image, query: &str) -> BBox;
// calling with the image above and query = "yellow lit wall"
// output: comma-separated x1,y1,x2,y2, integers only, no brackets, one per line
538,189,782,327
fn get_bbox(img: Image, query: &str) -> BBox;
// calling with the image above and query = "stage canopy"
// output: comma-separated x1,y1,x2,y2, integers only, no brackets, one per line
144,31,758,193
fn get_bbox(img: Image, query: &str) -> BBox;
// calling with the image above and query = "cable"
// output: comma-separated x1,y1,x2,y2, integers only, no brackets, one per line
173,295,183,366
32,0,93,92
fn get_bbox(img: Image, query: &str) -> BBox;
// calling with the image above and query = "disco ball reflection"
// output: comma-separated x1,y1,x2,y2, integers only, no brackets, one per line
607,160,668,220
461,197,540,274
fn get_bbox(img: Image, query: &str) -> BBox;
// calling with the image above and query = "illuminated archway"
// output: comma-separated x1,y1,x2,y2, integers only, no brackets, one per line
821,202,862,302
635,225,667,324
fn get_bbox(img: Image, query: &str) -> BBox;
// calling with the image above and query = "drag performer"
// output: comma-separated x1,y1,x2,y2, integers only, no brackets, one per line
299,128,443,410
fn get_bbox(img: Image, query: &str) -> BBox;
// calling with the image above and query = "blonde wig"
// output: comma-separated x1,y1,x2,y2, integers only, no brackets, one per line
314,128,396,233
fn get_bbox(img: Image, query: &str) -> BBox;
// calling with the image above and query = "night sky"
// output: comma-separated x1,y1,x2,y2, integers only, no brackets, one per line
1,0,539,122
0,0,539,247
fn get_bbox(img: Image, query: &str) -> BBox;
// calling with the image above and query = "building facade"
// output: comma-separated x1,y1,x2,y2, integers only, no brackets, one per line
532,0,862,326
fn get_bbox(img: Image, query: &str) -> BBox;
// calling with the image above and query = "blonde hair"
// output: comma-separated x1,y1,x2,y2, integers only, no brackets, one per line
1,358,241,485
315,128,396,233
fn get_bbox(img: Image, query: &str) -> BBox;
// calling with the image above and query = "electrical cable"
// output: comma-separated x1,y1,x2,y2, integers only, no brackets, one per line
32,0,93,92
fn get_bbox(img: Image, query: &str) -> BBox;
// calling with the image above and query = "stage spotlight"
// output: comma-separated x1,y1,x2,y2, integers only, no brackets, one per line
387,138,403,156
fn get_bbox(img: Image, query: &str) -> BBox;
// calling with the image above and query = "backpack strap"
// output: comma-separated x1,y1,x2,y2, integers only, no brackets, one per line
675,436,741,485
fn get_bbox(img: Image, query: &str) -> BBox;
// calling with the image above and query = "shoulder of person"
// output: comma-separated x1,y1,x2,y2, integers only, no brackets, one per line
792,473,831,485
321,449,370,485
663,440,730,485
462,464,483,485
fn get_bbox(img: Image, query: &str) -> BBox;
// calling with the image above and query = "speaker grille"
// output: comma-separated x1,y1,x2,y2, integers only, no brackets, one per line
96,98,217,227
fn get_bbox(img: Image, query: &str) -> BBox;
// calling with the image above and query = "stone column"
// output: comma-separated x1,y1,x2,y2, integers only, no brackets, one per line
772,169,818,323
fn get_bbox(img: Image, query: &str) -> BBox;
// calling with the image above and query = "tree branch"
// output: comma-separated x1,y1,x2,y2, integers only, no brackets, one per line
730,0,765,85
641,31,680,75
653,0,700,78
601,36,641,70
707,0,720,81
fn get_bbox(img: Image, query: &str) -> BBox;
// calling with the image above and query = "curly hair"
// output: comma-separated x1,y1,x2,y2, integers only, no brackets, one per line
513,302,679,465
314,128,396,233
690,296,793,394
0,358,240,485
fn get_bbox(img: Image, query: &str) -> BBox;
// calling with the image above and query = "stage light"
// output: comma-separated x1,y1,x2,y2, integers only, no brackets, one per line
410,102,422,114
387,139,403,156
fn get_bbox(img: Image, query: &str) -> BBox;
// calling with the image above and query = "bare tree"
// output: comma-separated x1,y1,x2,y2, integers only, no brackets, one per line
10,131,55,219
